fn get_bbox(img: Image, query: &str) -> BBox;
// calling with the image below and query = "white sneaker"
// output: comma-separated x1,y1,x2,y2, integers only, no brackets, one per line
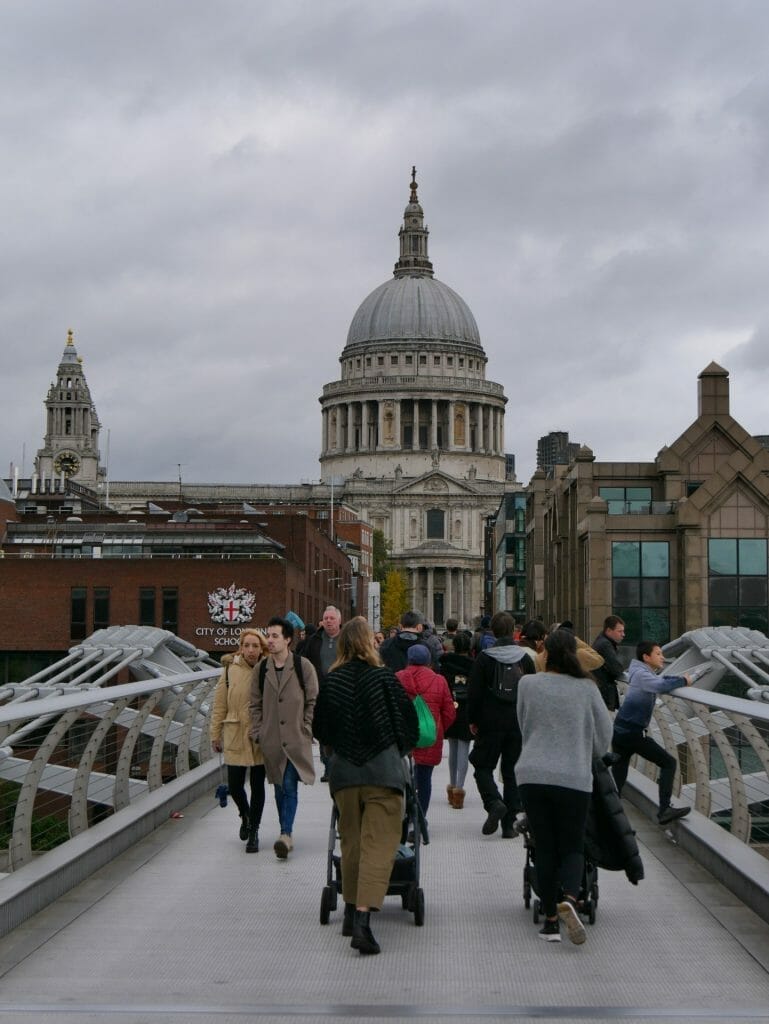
557,899,586,945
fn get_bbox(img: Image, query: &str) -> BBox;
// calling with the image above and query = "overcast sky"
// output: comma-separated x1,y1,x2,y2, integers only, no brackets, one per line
3,1,769,488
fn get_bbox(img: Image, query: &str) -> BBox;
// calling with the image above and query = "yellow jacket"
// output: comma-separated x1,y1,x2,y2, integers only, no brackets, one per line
210,654,264,766
532,636,605,675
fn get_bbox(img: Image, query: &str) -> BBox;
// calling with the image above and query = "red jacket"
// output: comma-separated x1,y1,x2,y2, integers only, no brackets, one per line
396,665,456,766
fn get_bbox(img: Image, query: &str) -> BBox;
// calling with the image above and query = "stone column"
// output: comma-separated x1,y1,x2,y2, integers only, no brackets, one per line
361,402,369,451
395,398,402,448
458,570,465,626
448,400,455,451
426,567,434,624
322,408,328,454
347,402,354,452
431,400,438,449
377,400,384,451
335,405,344,451
445,567,453,621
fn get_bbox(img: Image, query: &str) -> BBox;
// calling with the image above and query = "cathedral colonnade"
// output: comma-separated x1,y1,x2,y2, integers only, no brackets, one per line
403,565,481,630
322,397,504,456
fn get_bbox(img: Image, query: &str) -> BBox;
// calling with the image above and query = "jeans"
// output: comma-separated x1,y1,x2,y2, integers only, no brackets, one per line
519,783,591,918
227,764,266,828
413,763,434,817
469,731,522,821
448,738,471,789
612,730,677,813
274,760,300,836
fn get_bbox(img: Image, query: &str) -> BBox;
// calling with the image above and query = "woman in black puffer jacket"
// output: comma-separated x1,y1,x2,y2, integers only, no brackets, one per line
313,617,419,957
439,631,474,808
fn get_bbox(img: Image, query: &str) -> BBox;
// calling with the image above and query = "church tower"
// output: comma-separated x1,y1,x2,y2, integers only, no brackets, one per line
35,330,105,488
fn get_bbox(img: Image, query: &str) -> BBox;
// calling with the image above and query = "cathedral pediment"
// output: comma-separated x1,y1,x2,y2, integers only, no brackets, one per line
393,470,480,496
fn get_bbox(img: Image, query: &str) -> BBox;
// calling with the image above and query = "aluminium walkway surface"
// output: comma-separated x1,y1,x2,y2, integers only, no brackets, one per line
0,752,768,1024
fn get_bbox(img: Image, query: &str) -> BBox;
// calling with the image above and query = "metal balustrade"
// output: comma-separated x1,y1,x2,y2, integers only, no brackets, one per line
0,627,220,874
618,627,769,850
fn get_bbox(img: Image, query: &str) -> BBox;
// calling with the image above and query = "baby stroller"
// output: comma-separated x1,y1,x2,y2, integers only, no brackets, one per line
319,758,427,927
521,814,599,925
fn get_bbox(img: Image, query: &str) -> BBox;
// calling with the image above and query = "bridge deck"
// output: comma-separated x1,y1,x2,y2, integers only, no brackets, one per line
0,753,768,1024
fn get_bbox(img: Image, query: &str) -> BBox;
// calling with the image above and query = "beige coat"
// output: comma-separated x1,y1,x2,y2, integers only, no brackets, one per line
210,655,264,766
533,636,605,674
249,655,318,785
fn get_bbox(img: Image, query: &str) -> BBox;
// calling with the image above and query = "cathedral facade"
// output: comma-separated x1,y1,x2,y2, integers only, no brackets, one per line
321,171,509,626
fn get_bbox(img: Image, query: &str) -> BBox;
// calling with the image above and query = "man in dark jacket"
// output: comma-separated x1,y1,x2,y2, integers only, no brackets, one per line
300,605,342,781
468,611,536,837
379,609,424,671
592,615,626,711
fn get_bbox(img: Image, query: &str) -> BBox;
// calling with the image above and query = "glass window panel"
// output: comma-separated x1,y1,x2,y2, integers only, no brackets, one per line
607,500,625,515
641,579,670,606
711,607,739,627
738,539,767,576
739,577,768,606
626,488,652,500
139,588,155,627
612,542,640,577
709,577,738,606
709,539,737,576
641,542,669,577
627,500,652,513
614,607,641,642
599,488,625,500
739,608,769,633
613,579,640,606
162,588,178,632
93,588,110,630
641,608,670,644
71,587,87,641
426,509,445,539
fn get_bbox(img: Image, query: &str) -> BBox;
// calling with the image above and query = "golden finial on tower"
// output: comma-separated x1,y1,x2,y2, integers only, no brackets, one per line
67,329,74,346
410,165,418,203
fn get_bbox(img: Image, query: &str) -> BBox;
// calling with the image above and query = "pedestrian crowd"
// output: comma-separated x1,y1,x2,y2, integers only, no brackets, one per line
210,605,692,953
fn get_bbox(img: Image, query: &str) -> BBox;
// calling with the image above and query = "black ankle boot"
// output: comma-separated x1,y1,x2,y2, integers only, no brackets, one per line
342,902,355,937
239,813,250,842
245,826,259,853
350,910,380,955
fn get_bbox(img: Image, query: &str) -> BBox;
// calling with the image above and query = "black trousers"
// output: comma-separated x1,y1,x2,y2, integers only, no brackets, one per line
612,731,677,813
469,731,521,820
519,783,591,918
227,764,266,827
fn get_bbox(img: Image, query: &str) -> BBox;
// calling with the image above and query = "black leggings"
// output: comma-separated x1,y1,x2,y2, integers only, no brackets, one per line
227,764,266,827
519,783,590,919
612,731,677,812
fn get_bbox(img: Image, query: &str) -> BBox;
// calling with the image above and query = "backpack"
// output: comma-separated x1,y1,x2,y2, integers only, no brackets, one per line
489,658,524,703
258,653,306,694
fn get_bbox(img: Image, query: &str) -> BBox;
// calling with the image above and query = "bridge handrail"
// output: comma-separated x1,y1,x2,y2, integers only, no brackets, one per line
0,668,221,873
620,680,769,847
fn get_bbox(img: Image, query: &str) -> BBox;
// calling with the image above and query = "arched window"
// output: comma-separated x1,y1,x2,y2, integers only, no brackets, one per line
426,508,445,539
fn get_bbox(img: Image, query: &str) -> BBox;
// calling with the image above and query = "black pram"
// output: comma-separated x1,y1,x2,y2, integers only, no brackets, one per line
521,754,644,925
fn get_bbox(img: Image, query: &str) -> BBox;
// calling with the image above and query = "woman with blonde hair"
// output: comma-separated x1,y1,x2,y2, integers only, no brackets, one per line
313,617,419,956
211,629,268,853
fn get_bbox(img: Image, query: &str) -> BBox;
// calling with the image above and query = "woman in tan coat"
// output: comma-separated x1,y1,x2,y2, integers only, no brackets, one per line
211,629,267,853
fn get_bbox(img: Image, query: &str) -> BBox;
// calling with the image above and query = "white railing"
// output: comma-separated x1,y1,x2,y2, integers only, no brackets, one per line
0,669,219,872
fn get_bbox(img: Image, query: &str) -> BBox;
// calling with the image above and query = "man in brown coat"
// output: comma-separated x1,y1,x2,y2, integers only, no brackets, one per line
249,616,319,859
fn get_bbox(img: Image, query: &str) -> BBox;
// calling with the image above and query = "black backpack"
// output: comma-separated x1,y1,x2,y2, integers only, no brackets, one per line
489,658,525,703
258,653,306,694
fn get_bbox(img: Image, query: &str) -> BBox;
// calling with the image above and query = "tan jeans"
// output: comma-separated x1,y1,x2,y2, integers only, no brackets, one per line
333,785,404,910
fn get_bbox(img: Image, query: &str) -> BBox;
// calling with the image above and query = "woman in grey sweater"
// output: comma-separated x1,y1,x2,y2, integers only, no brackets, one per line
516,629,613,944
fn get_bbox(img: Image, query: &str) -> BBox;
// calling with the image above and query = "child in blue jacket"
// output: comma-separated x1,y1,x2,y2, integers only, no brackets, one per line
612,639,692,825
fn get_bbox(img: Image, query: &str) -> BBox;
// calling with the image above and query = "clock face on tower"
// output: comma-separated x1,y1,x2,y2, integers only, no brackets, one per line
53,451,81,476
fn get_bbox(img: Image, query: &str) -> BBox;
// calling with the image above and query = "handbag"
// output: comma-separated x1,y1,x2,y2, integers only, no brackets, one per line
413,694,437,748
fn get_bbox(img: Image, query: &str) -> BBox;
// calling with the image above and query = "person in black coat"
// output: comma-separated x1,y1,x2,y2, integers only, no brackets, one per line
439,632,474,809
468,612,536,837
592,615,626,711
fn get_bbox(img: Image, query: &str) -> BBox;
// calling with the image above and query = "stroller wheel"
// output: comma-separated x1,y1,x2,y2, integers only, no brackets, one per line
523,874,531,909
319,885,333,925
532,898,540,924
587,900,596,925
413,887,425,927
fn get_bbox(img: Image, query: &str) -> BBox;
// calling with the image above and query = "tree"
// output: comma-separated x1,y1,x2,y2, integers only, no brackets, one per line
381,569,408,628
372,528,392,583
